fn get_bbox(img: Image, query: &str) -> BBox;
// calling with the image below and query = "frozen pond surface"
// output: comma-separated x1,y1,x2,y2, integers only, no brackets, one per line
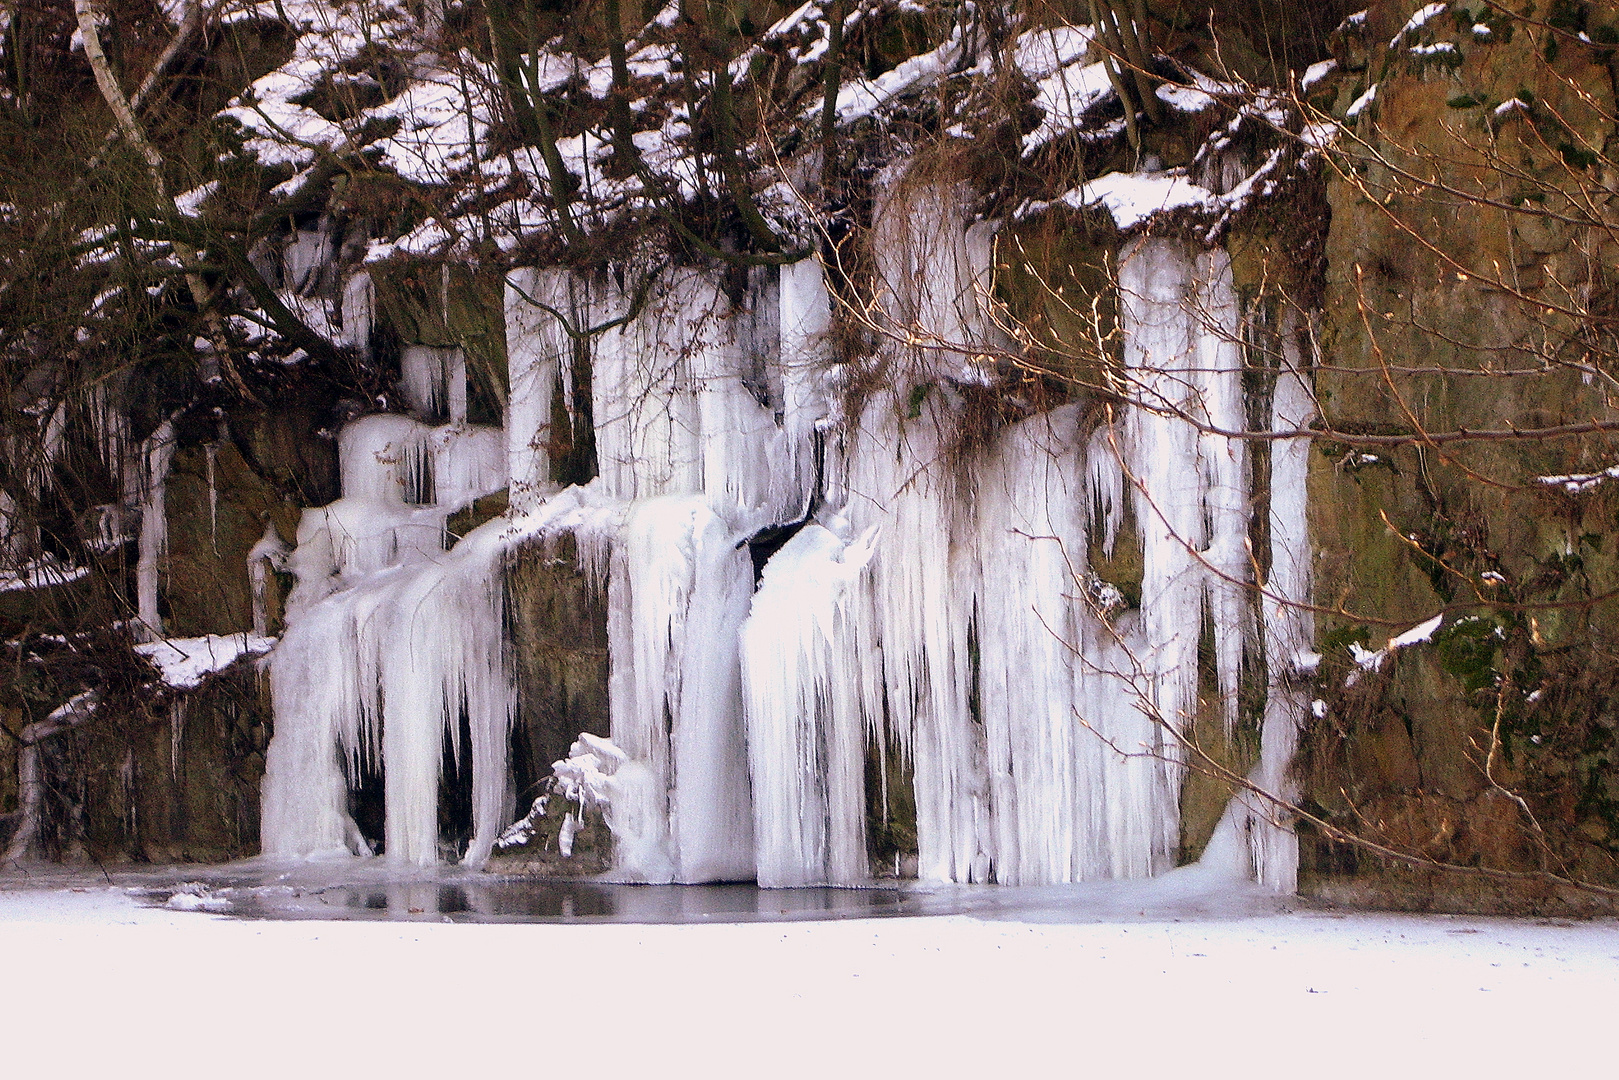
2,863,1615,1077
0,856,1298,924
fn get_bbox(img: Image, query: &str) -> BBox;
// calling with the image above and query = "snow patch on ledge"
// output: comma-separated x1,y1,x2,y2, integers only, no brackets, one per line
1021,171,1215,230
1345,614,1443,685
135,633,277,690
1537,463,1619,494
1301,59,1338,92
1393,3,1449,46
823,30,963,124
1345,83,1377,120
0,557,89,592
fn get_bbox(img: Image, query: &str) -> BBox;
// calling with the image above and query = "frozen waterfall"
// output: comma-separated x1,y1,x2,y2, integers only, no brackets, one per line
261,189,1314,889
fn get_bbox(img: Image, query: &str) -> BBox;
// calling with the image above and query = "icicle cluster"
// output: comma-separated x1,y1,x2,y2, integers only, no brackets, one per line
264,184,1313,890
262,352,512,868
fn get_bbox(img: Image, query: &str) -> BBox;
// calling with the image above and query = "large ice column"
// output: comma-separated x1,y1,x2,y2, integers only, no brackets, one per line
669,505,759,882
833,181,1011,884
971,404,1196,885
381,517,516,867
1117,237,1200,768
1249,315,1315,890
740,519,878,886
590,275,705,501
262,580,373,859
1073,419,1181,880
606,496,755,882
842,391,987,883
974,407,1088,884
1206,310,1316,890
264,394,510,867
774,256,833,516
1116,238,1250,810
503,267,568,511
265,519,514,867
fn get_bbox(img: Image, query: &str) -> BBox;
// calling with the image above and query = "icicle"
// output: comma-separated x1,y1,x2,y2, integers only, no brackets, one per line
1202,308,1317,890
205,442,219,555
1115,237,1207,850
342,271,374,357
773,257,833,518
604,496,755,882
590,276,704,501
0,490,16,563
397,346,472,427
448,351,468,426
503,268,568,511
135,421,177,642
38,401,66,499
247,522,290,638
1085,423,1127,559
400,345,456,421
3,691,99,865
338,413,431,504
1194,249,1251,735
283,221,332,295
426,423,505,513
169,699,187,782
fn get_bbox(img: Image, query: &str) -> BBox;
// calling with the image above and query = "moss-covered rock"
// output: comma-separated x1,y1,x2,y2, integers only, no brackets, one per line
505,532,612,805
71,663,272,864
1296,0,1619,905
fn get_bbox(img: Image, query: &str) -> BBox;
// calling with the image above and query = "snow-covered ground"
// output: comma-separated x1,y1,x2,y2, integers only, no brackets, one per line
1,871,1614,1078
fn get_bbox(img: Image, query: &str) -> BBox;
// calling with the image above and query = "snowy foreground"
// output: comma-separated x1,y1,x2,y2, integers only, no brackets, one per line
1,870,1614,1078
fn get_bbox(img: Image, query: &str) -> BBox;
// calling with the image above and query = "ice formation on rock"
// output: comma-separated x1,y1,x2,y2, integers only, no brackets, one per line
261,378,511,867
135,421,177,641
740,518,878,887
262,185,1314,890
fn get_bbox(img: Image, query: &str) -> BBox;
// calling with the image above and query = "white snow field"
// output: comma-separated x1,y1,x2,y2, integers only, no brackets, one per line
1,871,1614,1079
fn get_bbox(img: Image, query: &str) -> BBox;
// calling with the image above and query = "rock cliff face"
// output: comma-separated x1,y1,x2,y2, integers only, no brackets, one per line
2,0,1617,911
1301,1,1619,911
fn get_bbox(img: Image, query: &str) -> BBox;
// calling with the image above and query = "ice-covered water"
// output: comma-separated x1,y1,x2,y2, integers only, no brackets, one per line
4,870,1613,1080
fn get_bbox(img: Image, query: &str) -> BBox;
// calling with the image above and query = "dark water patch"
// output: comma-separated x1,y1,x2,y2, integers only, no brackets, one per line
141,875,923,925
